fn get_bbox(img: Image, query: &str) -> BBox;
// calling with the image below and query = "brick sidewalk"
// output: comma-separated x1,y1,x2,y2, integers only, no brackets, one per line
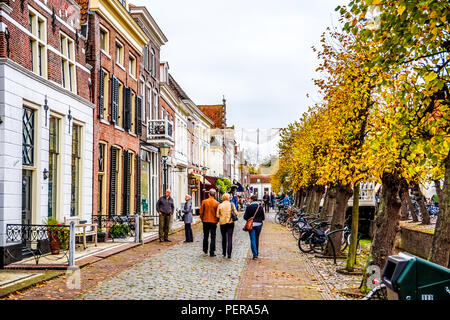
1,222,203,300
236,211,332,300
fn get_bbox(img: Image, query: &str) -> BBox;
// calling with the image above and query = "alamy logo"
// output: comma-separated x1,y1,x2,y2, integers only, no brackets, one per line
66,266,81,290
49,0,81,30
366,265,381,290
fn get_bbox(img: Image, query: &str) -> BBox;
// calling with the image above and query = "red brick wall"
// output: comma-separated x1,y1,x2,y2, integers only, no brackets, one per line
87,11,142,215
0,0,90,100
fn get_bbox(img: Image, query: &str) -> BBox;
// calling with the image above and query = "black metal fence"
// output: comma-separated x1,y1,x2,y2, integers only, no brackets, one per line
92,215,136,241
5,224,70,265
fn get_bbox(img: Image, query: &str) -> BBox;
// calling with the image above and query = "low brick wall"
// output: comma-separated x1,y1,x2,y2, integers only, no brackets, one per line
395,223,434,259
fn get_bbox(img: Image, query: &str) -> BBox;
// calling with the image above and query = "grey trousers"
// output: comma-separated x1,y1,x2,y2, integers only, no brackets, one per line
159,214,171,240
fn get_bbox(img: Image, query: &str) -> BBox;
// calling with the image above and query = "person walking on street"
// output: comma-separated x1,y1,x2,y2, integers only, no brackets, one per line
244,195,265,259
263,192,270,212
156,189,175,242
200,189,219,257
182,194,193,243
216,193,238,258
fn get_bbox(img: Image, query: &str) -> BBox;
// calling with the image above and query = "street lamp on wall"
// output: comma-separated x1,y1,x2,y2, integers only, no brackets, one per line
160,143,170,193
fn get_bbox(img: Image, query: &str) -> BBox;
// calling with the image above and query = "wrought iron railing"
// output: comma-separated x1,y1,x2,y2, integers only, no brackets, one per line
92,215,136,241
141,214,159,227
147,119,173,141
5,224,70,265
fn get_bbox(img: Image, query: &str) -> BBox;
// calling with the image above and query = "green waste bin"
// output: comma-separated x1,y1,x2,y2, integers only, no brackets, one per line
382,252,450,300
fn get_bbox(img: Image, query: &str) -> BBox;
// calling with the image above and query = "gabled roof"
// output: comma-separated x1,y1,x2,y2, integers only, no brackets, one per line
129,4,168,48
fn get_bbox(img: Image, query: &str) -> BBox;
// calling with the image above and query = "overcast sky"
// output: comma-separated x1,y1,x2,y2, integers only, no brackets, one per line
133,0,344,130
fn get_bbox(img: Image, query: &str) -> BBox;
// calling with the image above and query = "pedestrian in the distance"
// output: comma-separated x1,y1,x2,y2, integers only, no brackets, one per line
216,193,238,259
182,194,193,243
156,189,174,242
263,192,270,212
270,192,275,209
244,195,265,260
200,189,219,257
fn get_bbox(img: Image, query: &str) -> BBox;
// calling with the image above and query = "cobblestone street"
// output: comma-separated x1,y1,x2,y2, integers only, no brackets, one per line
78,216,250,300
4,209,337,300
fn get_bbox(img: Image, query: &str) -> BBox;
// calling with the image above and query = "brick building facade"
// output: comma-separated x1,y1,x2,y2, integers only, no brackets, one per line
77,0,149,219
0,0,94,267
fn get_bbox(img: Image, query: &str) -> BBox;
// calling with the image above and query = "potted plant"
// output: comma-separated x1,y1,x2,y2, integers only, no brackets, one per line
109,223,131,239
45,218,61,255
97,231,106,242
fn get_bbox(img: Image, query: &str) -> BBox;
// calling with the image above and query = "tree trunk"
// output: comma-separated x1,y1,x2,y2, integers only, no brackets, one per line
300,189,307,208
360,190,386,293
320,186,330,220
400,189,409,221
429,152,450,268
434,180,442,206
306,187,317,214
313,185,325,215
405,188,419,222
412,182,430,225
346,183,360,272
304,188,313,213
324,186,338,222
325,184,353,256
369,172,403,270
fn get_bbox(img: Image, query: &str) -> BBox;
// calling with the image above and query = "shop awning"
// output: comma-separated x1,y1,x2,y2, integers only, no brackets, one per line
205,176,217,190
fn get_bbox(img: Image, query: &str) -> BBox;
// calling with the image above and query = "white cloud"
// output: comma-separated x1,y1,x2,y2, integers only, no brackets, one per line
133,0,344,129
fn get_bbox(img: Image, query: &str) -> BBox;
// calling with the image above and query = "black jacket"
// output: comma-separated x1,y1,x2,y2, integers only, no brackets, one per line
156,196,174,215
244,203,265,223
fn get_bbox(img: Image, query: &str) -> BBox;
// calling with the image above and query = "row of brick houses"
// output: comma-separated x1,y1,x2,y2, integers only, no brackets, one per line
0,0,246,267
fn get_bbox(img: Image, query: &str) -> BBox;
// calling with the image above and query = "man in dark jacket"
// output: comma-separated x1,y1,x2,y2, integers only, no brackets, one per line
244,195,265,259
263,192,270,212
156,189,174,242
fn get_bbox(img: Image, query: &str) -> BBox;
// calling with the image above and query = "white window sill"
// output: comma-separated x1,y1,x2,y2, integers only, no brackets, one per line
116,63,125,71
114,125,125,131
101,50,111,60
100,119,110,125
129,74,137,81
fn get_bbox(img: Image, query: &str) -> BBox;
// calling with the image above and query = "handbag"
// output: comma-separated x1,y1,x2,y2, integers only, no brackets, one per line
243,204,260,232
230,203,238,222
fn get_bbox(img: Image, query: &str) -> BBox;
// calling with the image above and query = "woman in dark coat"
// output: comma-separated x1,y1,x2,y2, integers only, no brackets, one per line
182,195,193,242
244,195,265,259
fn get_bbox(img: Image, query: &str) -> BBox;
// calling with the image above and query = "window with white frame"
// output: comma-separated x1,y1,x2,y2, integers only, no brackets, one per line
150,49,155,77
129,53,136,77
60,33,77,92
115,41,124,66
29,8,47,78
100,26,109,53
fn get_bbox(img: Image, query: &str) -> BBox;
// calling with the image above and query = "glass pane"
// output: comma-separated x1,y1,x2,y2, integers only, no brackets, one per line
22,107,35,166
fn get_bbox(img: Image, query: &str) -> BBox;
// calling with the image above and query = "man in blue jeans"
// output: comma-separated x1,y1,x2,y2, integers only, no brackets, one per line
244,195,265,259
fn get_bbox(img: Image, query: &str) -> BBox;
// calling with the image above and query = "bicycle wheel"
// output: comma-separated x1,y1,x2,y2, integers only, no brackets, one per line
298,235,312,253
275,212,281,224
292,224,301,240
285,217,294,230
345,234,361,255
310,241,326,254
341,232,349,251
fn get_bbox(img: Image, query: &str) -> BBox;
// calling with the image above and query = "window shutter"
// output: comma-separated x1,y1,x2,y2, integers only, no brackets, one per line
99,69,104,119
136,96,142,135
136,154,141,215
111,76,119,124
123,150,131,216
144,45,148,71
109,146,117,216
124,87,131,131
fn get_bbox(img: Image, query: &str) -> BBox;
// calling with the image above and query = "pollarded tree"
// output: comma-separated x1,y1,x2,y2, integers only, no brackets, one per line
344,0,450,268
